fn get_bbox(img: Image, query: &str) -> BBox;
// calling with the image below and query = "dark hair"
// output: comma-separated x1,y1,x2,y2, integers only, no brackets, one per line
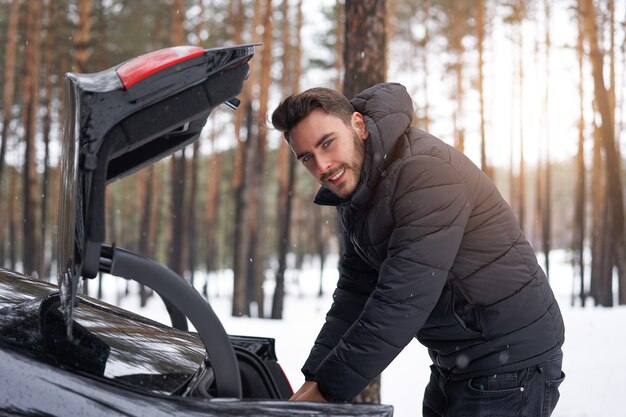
271,87,354,141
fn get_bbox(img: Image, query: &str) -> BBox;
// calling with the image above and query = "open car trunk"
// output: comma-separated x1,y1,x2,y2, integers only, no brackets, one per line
56,44,257,399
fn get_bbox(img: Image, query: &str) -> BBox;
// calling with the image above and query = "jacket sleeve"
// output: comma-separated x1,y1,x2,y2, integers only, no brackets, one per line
314,155,473,402
301,226,379,381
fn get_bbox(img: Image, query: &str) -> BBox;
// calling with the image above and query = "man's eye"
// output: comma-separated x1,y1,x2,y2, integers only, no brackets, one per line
302,154,312,163
322,139,332,149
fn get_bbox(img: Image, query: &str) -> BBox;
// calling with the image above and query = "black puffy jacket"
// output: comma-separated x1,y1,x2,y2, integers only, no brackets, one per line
302,83,565,402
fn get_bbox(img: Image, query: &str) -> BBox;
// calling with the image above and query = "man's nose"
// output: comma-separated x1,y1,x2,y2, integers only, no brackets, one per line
316,156,331,175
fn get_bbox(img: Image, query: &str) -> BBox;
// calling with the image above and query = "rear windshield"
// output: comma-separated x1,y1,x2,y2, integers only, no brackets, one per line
0,272,204,394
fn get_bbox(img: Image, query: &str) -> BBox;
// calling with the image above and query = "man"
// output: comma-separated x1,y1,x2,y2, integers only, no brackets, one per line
271,83,565,416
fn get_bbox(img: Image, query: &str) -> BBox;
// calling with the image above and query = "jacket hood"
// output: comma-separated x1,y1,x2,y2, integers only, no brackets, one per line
350,82,414,165
351,83,413,204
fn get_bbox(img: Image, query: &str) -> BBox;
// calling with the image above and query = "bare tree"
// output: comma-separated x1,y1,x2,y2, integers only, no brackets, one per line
272,0,302,320
204,123,222,283
541,0,552,279
608,0,615,124
167,0,187,278
184,0,209,289
573,0,586,306
581,0,626,305
448,1,469,152
333,0,345,90
73,0,93,73
476,0,490,177
40,0,59,279
0,0,20,192
511,0,526,233
168,151,187,276
21,0,43,277
244,0,274,318
344,0,386,404
343,0,387,99
231,0,261,317
138,167,156,306
8,168,19,270
150,166,166,262
420,0,431,131
502,0,527,229
186,138,200,286
589,116,606,304
0,0,21,267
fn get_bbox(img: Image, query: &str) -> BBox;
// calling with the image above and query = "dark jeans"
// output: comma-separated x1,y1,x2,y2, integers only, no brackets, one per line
423,351,565,417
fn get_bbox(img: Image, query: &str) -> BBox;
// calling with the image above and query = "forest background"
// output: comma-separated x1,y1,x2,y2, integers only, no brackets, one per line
0,0,625,401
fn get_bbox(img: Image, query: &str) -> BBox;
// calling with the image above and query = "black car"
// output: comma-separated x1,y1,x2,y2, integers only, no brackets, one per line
0,45,394,416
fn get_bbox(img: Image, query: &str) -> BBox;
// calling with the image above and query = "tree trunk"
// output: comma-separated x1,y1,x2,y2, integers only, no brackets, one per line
344,0,386,404
150,166,166,262
73,0,93,73
574,1,587,306
534,156,543,262
234,102,256,316
185,0,208,289
333,0,344,90
476,0,489,177
9,168,19,270
93,0,109,70
246,0,265,318
21,0,42,278
503,1,525,219
204,124,222,275
343,0,387,99
608,0,615,123
0,0,20,193
516,16,526,234
187,140,200,287
420,0,430,131
606,0,626,306
0,0,21,268
273,151,296,319
541,0,552,279
168,151,187,277
589,118,608,304
450,3,465,153
204,128,222,300
313,204,327,297
581,0,625,305
245,0,274,318
353,375,381,404
231,0,262,317
39,0,58,280
138,167,155,306
272,0,301,320
167,0,187,278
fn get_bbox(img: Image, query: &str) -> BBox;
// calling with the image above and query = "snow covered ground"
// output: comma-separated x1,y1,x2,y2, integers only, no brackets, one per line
96,249,625,417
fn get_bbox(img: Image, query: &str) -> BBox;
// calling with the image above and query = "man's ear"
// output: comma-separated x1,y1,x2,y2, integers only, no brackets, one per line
351,112,369,140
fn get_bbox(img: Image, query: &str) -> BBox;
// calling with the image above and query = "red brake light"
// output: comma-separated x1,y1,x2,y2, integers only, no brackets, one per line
116,46,205,89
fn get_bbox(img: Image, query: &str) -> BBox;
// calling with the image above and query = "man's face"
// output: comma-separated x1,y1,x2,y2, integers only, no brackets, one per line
289,109,368,198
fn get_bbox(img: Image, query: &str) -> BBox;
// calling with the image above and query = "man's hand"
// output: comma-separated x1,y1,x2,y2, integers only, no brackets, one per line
289,381,327,402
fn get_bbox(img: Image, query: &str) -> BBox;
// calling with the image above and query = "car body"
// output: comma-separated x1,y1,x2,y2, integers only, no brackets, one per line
0,44,394,416
0,268,392,416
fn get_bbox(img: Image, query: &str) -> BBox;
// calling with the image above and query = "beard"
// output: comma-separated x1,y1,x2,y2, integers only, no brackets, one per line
349,130,366,185
321,130,366,198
